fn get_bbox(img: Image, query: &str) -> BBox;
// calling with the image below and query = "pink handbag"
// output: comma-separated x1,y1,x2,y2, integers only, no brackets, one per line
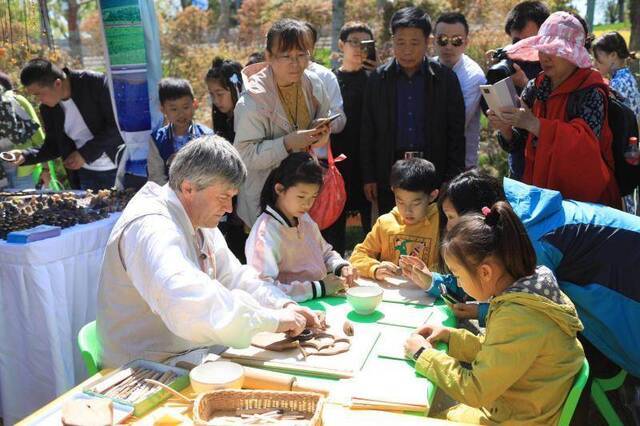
309,145,347,230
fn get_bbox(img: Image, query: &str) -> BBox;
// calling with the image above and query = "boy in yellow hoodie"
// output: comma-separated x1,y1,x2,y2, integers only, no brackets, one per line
350,158,440,282
404,202,584,425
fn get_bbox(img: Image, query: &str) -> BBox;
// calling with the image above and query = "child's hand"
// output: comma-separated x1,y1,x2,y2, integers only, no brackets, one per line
414,324,451,344
452,303,479,320
323,273,347,295
404,333,432,360
374,261,400,281
399,256,432,290
340,265,358,287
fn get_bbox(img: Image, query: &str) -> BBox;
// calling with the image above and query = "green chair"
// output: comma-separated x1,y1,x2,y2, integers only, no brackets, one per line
558,358,590,426
590,369,628,426
78,320,101,377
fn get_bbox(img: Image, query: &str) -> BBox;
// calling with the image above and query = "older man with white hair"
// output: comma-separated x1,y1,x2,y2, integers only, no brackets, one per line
97,135,317,368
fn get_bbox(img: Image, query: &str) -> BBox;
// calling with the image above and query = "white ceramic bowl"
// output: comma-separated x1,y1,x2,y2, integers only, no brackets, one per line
347,286,383,315
189,361,244,394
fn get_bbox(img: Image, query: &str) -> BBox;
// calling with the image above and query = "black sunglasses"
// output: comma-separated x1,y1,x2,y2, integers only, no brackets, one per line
436,35,465,47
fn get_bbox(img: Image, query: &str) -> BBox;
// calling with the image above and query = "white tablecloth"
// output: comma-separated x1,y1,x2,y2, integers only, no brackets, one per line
0,213,120,425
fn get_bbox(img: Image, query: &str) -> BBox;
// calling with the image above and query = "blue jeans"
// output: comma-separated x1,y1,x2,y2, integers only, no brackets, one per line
77,168,117,191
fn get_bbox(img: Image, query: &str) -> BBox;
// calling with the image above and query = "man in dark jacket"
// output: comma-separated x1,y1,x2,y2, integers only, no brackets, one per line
360,7,465,214
9,58,122,190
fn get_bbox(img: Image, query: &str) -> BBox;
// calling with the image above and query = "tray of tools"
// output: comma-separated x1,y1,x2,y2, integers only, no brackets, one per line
83,359,190,417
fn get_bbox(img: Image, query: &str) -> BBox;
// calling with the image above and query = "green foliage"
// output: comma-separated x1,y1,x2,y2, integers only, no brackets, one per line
313,47,332,68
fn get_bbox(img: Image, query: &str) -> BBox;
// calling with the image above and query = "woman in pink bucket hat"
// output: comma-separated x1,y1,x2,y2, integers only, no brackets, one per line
488,11,621,208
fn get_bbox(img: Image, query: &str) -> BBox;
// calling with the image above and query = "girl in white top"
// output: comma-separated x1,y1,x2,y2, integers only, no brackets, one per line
246,152,357,302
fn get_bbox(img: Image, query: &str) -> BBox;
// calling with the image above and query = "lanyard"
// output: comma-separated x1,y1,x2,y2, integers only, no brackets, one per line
169,123,196,151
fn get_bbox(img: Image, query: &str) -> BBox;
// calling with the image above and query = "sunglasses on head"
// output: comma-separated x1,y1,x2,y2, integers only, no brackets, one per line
436,35,465,47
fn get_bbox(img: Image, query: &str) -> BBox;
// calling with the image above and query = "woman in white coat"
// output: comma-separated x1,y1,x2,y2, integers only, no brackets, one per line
234,19,333,227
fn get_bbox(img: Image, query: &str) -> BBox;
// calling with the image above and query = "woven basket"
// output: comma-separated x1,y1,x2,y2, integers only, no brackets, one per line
193,389,324,425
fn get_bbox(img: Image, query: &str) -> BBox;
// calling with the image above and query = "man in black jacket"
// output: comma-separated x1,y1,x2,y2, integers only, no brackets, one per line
360,7,465,214
9,59,122,190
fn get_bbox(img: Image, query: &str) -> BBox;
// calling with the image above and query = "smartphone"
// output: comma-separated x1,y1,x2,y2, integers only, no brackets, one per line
361,40,376,62
312,113,341,129
439,283,463,305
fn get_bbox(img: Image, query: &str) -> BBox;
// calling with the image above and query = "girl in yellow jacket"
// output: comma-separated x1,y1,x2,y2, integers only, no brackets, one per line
404,201,584,425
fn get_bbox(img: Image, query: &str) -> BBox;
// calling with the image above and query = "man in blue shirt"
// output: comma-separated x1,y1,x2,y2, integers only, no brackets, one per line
360,7,465,214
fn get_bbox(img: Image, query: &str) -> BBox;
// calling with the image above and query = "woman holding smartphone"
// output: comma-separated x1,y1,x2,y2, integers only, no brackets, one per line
234,19,333,228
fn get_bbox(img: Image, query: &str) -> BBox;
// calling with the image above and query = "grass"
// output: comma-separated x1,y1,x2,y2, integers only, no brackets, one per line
593,22,631,42
594,22,630,32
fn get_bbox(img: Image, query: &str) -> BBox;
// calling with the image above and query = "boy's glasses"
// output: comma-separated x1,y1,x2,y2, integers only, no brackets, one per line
436,35,465,47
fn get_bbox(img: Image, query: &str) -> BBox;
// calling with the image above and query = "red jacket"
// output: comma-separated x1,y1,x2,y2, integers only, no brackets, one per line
523,68,620,207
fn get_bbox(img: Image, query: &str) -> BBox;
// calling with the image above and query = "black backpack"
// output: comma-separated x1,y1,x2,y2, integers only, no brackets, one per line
567,87,640,196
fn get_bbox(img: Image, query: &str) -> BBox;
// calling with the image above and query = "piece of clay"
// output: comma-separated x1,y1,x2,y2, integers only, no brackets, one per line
251,330,351,357
343,320,354,337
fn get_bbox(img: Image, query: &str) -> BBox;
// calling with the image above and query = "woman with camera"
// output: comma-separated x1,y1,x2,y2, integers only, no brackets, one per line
488,12,620,208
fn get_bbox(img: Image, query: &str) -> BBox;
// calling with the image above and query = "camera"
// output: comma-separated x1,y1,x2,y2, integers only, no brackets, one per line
486,47,516,85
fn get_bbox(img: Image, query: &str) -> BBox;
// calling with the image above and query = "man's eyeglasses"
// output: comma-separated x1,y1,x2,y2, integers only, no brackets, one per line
436,35,465,47
275,52,311,64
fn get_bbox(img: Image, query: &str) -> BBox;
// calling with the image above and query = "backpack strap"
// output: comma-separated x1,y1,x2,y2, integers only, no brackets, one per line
565,72,603,121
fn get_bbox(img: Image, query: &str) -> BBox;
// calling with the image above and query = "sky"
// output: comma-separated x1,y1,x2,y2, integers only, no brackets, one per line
572,0,608,25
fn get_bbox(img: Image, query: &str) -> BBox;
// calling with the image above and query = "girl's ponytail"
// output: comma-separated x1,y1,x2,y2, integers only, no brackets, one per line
442,201,536,279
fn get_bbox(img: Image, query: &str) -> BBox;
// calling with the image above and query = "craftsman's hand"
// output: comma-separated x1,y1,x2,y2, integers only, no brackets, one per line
399,255,433,290
275,309,306,337
363,183,377,203
4,149,25,166
510,63,529,90
452,303,479,320
323,273,347,296
284,128,325,152
285,304,321,330
340,264,358,287
404,333,432,360
414,324,451,345
374,261,400,281
499,103,540,136
63,150,86,170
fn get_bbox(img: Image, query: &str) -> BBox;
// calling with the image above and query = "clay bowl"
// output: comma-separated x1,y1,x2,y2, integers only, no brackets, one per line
346,286,383,315
189,361,244,394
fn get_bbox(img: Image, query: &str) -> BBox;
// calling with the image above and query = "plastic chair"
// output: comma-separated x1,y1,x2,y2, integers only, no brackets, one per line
558,358,590,426
590,369,628,426
78,320,101,377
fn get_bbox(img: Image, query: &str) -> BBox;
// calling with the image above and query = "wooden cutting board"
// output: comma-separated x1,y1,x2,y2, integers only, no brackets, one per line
222,309,380,378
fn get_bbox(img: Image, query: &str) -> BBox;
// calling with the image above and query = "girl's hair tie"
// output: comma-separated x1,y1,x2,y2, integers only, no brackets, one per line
481,206,491,217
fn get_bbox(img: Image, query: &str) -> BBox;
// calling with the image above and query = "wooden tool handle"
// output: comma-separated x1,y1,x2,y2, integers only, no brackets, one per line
242,367,296,391
144,379,193,403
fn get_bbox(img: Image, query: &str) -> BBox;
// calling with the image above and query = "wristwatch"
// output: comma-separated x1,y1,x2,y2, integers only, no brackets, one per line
413,346,427,361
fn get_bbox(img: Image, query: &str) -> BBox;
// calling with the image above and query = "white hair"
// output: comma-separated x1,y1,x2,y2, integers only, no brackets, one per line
168,135,246,192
